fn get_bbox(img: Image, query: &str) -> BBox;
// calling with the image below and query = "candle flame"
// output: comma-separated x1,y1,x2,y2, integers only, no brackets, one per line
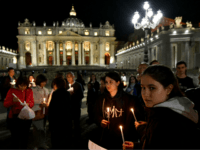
107,107,109,112
119,125,123,129
32,79,34,82
131,108,134,112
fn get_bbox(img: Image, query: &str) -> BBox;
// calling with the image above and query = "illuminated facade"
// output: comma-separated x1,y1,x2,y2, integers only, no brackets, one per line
17,6,116,69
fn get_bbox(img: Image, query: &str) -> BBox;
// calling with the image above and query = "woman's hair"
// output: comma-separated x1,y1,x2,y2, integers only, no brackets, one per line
89,74,97,82
35,74,47,86
16,76,29,88
141,65,184,99
150,60,159,65
128,76,138,88
52,77,66,89
104,71,123,92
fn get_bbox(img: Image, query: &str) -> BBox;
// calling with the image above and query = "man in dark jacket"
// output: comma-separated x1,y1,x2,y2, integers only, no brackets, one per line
66,72,84,139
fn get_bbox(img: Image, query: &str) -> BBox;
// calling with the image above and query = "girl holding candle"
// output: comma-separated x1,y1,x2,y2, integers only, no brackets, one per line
126,76,138,96
3,76,34,149
123,65,200,149
93,71,145,149
28,74,35,88
31,74,49,149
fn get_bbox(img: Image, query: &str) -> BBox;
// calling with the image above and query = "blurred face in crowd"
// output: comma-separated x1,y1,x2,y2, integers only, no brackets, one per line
130,77,136,84
137,64,148,75
53,84,58,91
40,81,47,88
141,75,173,107
8,69,15,78
105,77,120,94
100,79,106,91
18,84,27,91
91,75,96,81
66,73,74,84
176,64,187,76
29,76,34,82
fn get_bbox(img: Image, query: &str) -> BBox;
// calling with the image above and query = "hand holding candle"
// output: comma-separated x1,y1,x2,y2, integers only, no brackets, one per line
43,98,46,114
131,108,137,122
120,125,125,144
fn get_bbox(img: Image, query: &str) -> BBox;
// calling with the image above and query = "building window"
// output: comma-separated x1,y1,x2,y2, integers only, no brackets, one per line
96,45,97,49
59,31,62,34
84,42,90,51
106,42,110,51
66,42,72,50
9,59,11,63
25,29,30,34
1,58,3,65
94,32,98,36
75,43,78,51
25,42,30,51
105,31,110,36
5,58,7,65
38,31,42,35
47,30,52,35
47,41,53,50
39,57,41,63
39,44,41,49
85,30,89,35
60,43,63,50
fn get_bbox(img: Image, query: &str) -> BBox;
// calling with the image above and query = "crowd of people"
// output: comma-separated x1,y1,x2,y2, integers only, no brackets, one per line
0,59,199,149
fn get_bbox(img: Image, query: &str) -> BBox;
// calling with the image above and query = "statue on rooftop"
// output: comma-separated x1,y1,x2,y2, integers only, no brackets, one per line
175,17,182,28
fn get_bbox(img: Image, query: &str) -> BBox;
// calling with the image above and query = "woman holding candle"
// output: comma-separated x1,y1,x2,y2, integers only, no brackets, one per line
31,74,49,149
48,77,72,149
123,65,200,149
28,74,36,88
3,76,34,149
93,71,145,149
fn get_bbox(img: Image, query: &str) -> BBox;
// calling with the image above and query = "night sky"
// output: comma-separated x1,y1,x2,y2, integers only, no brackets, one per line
1,0,200,50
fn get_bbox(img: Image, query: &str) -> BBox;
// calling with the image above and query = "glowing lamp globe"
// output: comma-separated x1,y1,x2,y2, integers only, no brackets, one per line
143,1,150,10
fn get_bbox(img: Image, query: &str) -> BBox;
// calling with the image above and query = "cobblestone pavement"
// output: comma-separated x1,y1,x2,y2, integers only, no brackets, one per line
0,88,100,149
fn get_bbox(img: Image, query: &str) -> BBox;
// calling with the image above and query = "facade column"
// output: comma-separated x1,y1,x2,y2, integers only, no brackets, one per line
43,41,47,65
90,42,94,65
82,41,85,65
78,41,82,65
56,41,60,65
110,42,115,64
99,41,104,65
53,41,56,65
72,41,75,65
148,48,151,63
31,40,37,66
185,42,190,69
63,41,66,65
157,45,160,62
18,41,25,68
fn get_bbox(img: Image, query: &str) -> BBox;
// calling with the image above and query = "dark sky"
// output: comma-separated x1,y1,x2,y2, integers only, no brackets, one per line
1,0,200,50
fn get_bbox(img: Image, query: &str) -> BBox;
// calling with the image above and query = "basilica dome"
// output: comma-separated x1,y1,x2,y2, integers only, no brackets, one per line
62,6,85,28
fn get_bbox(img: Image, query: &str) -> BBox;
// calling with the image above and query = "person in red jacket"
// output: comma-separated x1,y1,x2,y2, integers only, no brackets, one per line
4,76,34,149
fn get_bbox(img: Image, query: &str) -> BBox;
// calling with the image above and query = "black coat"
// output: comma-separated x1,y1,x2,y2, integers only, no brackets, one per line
136,107,200,149
48,88,72,131
93,89,145,149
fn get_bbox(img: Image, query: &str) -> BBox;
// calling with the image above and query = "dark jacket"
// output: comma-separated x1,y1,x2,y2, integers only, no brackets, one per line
87,81,100,105
48,88,72,131
76,78,86,91
135,97,200,149
94,89,145,149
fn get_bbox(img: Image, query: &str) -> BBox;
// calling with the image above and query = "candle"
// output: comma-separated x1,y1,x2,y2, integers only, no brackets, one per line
32,79,34,83
107,107,110,129
69,84,71,88
119,125,125,144
43,98,46,114
131,108,137,122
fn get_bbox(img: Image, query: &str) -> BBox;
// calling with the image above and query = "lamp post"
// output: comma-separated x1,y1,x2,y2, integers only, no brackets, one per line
132,1,163,63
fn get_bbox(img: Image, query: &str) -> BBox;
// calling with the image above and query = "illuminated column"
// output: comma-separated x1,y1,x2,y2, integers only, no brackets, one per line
90,42,94,65
78,41,81,65
72,41,75,65
110,42,115,63
99,41,104,65
56,41,60,65
63,41,66,65
82,41,85,65
53,41,56,65
31,40,37,66
18,41,25,68
185,41,190,69
43,41,47,65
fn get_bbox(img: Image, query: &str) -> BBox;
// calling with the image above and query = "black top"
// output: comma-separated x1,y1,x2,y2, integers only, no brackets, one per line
76,78,86,91
48,88,71,131
66,82,84,108
177,76,195,92
135,107,200,149
94,89,145,149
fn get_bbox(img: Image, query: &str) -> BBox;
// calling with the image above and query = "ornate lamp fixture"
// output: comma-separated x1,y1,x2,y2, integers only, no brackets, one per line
132,1,163,62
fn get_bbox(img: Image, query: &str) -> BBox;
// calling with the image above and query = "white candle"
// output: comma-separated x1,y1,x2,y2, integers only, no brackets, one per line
131,108,137,122
43,98,46,114
119,125,125,144
107,107,110,129
69,84,71,88
32,79,34,83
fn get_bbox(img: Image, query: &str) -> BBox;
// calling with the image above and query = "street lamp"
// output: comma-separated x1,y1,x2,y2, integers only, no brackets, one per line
132,1,163,62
